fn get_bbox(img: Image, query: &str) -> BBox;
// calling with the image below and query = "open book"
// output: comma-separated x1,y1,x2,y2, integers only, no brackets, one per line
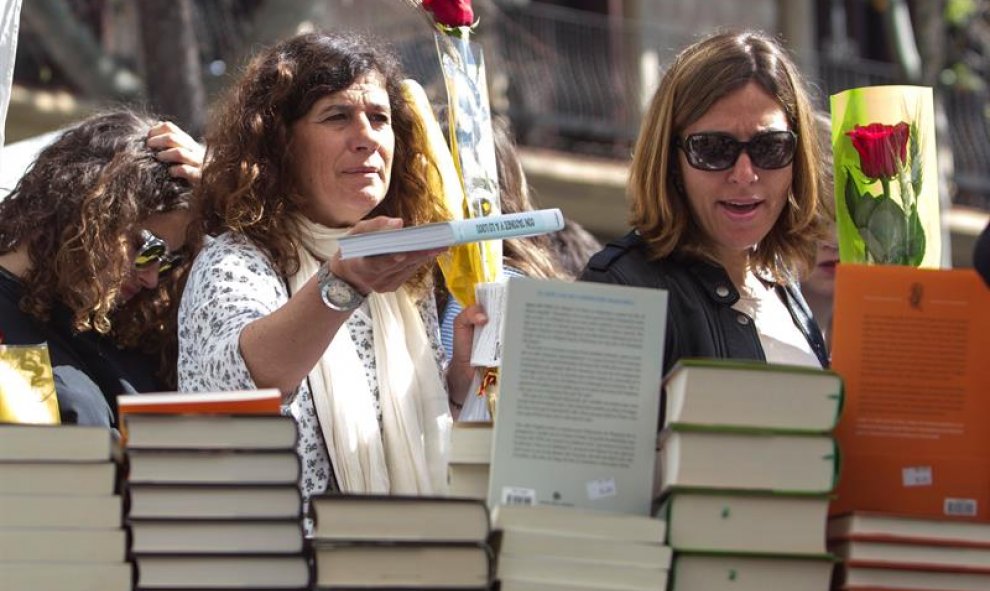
337,208,565,259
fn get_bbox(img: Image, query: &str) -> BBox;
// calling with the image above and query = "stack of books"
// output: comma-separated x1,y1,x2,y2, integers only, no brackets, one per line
654,359,843,591
119,390,311,590
828,512,990,590
0,424,131,591
491,504,671,591
449,420,493,500
309,495,493,589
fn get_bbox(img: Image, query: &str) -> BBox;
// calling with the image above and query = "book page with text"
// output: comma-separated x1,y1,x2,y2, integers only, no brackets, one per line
488,278,667,515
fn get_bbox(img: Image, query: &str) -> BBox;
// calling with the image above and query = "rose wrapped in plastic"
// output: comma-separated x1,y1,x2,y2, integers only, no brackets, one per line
846,122,910,180
422,0,474,28
843,120,924,265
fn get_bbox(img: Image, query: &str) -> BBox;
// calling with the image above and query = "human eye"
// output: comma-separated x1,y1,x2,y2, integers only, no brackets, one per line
369,110,391,125
321,113,346,123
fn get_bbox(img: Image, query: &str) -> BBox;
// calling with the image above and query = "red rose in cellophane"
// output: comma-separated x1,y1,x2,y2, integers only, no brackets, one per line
422,0,474,27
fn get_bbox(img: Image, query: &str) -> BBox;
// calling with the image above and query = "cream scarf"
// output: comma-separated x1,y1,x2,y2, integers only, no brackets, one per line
287,217,451,495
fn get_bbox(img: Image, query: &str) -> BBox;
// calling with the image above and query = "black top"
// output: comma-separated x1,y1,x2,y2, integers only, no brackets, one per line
0,266,165,426
975,221,990,288
580,231,830,377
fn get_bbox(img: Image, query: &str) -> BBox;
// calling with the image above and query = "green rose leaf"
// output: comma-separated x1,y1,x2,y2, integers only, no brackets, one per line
863,195,907,263
845,168,879,228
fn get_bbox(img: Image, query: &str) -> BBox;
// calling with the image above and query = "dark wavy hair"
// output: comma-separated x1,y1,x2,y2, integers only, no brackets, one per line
630,30,825,281
198,31,446,292
0,110,195,382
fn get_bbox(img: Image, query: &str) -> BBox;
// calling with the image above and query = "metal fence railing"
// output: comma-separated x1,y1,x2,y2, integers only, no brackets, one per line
400,2,988,211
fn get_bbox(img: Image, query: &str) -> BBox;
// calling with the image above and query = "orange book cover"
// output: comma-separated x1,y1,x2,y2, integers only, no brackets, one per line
830,264,990,520
117,390,282,416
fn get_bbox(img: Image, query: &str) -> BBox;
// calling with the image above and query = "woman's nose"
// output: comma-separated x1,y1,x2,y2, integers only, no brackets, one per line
349,116,380,152
135,265,160,290
727,152,759,185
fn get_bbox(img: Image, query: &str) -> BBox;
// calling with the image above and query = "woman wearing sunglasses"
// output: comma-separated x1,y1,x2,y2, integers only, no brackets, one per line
581,30,829,374
0,111,203,426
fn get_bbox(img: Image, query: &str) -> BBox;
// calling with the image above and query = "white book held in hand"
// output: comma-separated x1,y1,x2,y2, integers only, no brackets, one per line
337,208,565,258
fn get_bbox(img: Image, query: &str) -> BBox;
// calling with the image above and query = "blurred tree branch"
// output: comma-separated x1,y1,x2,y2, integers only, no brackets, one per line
21,0,141,100
137,0,206,137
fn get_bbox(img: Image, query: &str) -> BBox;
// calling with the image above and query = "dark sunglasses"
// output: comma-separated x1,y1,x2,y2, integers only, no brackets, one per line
134,229,184,275
676,130,798,171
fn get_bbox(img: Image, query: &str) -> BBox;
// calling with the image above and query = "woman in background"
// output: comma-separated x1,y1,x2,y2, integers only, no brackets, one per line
436,117,568,359
0,111,203,425
801,112,840,349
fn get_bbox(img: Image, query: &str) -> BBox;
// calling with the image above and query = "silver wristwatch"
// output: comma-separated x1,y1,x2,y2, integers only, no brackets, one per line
316,264,365,312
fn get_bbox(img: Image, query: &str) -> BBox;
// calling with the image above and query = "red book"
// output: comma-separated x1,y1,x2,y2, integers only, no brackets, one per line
118,390,281,416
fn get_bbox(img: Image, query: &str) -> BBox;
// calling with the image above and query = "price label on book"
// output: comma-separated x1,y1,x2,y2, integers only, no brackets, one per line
586,478,617,500
501,486,536,506
901,466,933,487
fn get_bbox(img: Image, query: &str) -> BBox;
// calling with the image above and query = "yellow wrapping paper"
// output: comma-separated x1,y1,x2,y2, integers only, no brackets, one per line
401,79,496,307
0,344,60,424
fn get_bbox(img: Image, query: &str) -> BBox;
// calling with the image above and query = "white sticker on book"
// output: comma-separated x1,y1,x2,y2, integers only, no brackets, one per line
501,486,536,506
586,478,617,500
901,466,932,487
944,497,978,517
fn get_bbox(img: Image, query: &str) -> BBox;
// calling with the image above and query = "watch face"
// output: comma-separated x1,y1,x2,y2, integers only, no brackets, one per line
328,281,355,304
321,274,363,311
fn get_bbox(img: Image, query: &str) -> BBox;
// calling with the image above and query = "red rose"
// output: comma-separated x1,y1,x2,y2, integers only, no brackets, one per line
422,0,474,27
846,122,910,180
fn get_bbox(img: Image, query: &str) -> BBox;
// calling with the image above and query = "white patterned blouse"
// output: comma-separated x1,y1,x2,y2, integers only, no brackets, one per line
177,232,447,506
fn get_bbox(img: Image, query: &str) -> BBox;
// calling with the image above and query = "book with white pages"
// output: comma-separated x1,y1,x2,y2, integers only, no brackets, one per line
671,553,833,591
337,208,565,258
658,490,830,554
492,528,672,567
658,427,838,495
127,484,302,520
662,359,843,431
1,562,132,591
496,554,668,591
0,423,120,461
123,414,297,450
491,504,666,544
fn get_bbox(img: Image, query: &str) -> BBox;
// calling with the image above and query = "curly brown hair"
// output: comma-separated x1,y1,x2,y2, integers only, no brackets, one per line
198,31,446,293
0,110,195,382
630,30,826,282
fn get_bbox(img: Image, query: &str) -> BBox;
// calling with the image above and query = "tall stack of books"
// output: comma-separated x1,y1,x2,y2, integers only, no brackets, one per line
828,512,990,590
491,504,671,591
0,424,131,591
655,360,843,591
119,390,311,591
449,420,493,500
825,265,990,590
309,495,493,589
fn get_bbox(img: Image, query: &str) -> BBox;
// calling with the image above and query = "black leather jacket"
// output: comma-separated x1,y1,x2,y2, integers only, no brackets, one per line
580,231,830,376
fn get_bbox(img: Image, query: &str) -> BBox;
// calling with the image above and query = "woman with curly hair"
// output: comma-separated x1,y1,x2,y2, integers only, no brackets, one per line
0,111,204,426
178,31,485,502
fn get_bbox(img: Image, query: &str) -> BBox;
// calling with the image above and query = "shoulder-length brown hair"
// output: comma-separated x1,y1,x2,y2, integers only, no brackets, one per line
0,110,195,381
199,31,445,290
629,29,825,281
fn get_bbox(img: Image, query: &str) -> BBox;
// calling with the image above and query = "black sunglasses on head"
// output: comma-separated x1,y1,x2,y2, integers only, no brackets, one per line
134,229,183,275
676,130,798,171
